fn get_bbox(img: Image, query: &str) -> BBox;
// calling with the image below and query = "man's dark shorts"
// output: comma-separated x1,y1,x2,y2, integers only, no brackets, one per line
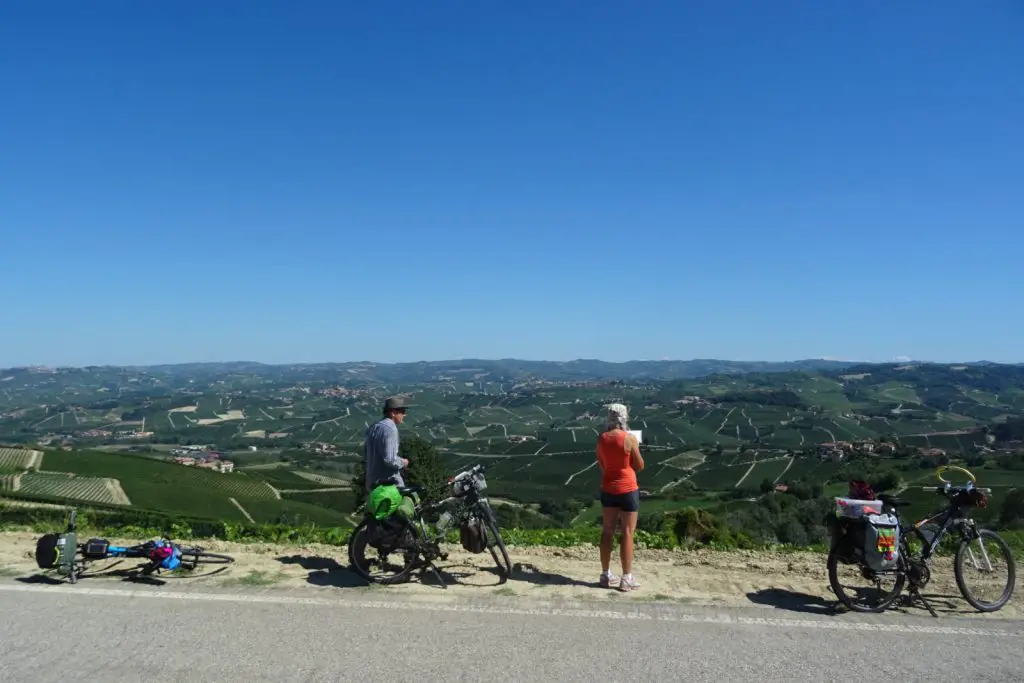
600,489,640,512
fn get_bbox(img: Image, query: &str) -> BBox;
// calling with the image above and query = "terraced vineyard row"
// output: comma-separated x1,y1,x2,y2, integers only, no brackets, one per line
15,472,131,506
0,448,41,472
40,451,279,502
10,450,356,524
0,473,23,491
293,471,351,487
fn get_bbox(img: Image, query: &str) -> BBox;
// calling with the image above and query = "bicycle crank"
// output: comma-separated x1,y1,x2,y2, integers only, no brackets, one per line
908,560,931,589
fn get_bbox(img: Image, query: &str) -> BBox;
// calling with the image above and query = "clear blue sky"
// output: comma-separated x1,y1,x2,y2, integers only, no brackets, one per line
1,1,1021,366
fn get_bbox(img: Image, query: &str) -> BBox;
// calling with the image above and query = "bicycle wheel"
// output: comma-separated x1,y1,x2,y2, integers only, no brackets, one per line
827,543,905,613
478,503,512,579
176,547,235,571
347,519,419,585
954,529,1016,612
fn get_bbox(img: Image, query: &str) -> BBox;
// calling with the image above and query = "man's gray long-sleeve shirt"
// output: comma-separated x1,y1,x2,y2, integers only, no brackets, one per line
364,417,404,491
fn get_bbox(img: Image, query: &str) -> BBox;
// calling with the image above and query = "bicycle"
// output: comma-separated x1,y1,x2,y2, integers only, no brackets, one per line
347,463,512,587
827,465,1016,617
33,509,235,584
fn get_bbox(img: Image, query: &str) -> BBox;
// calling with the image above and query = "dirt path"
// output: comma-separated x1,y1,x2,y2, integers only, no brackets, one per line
774,456,794,484
715,408,736,435
734,458,757,489
1,532,1017,620
229,498,256,523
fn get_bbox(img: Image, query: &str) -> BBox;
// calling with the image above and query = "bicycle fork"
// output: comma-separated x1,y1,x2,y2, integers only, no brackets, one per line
959,522,995,574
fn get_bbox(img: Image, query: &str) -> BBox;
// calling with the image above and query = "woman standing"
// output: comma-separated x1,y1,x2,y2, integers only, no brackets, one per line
595,402,644,591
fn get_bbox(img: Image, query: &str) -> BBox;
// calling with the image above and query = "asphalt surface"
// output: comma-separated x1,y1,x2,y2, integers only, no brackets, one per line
1,580,1022,682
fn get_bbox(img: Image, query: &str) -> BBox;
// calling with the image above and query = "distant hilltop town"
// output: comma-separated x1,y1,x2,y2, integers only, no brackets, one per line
170,445,234,473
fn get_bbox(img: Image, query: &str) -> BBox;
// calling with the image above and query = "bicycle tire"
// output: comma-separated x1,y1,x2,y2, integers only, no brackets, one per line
827,543,905,613
347,519,418,585
954,528,1016,612
177,548,235,569
478,503,512,579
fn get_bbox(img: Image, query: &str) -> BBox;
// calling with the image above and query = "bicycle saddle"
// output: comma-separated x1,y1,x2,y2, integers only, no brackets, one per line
371,478,423,496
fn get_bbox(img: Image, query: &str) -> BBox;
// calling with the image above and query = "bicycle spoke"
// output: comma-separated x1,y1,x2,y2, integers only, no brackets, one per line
973,537,994,573
831,560,902,610
955,530,1015,611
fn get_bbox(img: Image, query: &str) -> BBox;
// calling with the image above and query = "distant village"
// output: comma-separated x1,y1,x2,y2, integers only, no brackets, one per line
814,432,1000,462
169,446,234,473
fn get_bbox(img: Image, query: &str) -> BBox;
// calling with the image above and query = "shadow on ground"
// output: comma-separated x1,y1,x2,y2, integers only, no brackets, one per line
512,562,600,589
15,567,168,587
746,588,839,615
274,552,534,590
276,554,375,588
419,563,479,589
891,592,966,617
747,586,971,619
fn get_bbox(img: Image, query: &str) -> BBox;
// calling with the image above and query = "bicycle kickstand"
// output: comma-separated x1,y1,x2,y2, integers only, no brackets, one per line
422,560,448,589
907,586,939,618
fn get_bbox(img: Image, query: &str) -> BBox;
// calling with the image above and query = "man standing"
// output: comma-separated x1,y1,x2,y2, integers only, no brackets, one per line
364,396,410,492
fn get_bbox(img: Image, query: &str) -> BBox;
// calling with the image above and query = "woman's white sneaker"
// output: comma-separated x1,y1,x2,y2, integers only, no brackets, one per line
618,574,640,591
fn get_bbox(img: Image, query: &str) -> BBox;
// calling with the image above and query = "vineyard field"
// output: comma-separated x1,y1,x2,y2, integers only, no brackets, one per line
16,473,131,506
6,449,352,525
739,458,793,487
293,471,351,487
0,448,41,472
0,474,23,492
40,451,279,502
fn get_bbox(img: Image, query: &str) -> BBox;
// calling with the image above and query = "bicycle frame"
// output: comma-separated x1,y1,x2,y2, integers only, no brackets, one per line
351,463,510,586
100,545,149,559
892,466,997,586
902,504,967,561
901,465,996,573
829,465,1010,617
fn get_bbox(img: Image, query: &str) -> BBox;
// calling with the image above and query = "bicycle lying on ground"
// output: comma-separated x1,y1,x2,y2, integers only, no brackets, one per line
827,465,1016,617
34,509,235,584
348,463,512,586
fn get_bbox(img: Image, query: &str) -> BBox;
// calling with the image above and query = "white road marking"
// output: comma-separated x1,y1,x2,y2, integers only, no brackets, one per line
0,583,1019,637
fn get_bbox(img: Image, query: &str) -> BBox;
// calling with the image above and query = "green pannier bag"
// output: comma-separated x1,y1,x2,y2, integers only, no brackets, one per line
368,483,403,520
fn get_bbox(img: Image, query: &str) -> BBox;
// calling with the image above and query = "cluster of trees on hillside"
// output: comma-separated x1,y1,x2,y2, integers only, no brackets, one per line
350,436,452,512
829,363,1024,393
993,418,1024,443
639,479,1024,548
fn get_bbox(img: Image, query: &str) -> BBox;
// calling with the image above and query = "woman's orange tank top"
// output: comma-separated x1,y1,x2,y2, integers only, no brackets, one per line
597,429,638,495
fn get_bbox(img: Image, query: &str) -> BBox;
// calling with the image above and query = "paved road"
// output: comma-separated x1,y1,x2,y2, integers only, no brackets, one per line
1,580,1022,682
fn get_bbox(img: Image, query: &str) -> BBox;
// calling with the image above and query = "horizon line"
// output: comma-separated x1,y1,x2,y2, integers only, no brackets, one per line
3,356,1021,371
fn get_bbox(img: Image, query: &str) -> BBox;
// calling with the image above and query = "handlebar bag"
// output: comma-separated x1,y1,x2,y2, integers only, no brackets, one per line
83,538,109,559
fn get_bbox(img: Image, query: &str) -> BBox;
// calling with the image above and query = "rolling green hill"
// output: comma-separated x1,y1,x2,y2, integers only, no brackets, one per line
2,360,1023,545
0,448,354,526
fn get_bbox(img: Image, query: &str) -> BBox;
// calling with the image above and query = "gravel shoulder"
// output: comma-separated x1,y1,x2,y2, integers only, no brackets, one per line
1,531,1018,620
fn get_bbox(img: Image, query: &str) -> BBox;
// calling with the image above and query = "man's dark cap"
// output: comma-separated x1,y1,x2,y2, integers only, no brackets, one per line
383,396,409,412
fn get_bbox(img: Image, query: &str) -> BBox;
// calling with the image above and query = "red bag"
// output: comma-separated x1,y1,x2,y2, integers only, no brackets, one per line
848,480,876,500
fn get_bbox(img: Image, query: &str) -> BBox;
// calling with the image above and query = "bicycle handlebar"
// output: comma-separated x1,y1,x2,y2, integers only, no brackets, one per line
449,463,486,481
936,464,976,485
919,485,992,495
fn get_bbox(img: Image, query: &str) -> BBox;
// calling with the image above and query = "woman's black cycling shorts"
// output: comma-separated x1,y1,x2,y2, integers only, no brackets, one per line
600,489,640,512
